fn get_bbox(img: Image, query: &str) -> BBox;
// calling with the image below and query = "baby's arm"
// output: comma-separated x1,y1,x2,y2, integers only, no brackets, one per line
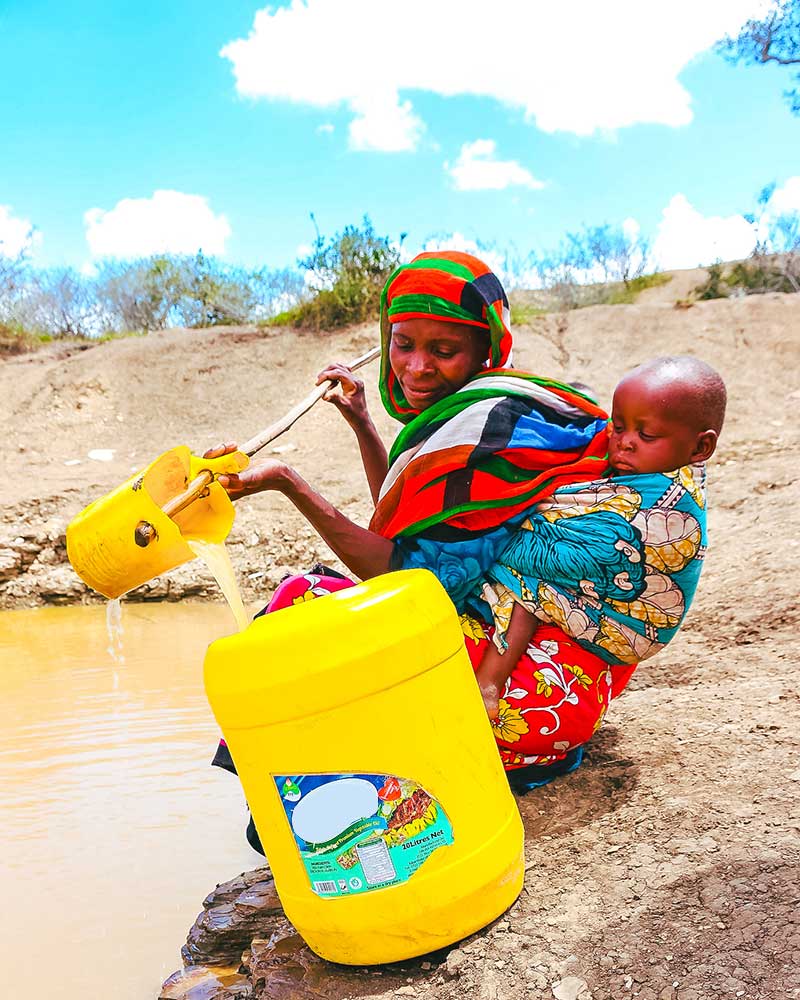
475,601,537,721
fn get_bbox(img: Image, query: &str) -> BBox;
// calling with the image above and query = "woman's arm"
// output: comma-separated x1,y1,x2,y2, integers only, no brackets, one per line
350,419,389,506
317,363,389,504
208,450,394,580
474,602,537,720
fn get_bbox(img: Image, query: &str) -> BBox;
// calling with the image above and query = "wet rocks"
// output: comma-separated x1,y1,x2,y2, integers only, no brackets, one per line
160,965,253,1000
181,866,283,967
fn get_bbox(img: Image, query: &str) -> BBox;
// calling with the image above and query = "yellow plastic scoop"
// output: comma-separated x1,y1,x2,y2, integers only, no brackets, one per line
66,446,249,600
66,345,380,600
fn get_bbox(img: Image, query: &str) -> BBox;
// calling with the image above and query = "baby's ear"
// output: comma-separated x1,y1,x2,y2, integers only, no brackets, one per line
692,429,718,463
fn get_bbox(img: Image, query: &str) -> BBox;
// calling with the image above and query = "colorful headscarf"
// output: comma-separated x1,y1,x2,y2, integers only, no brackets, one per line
380,251,513,422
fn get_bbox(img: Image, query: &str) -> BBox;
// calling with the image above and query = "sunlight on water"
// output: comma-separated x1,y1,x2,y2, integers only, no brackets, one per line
187,539,249,632
0,603,258,1000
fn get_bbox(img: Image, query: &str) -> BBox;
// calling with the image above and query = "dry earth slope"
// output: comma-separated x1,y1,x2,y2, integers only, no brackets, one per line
1,282,799,999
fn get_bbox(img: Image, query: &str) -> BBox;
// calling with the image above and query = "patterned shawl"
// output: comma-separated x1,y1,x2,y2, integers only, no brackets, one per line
480,465,709,665
371,372,610,541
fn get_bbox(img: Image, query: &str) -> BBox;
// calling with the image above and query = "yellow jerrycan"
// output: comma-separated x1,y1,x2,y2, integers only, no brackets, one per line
66,446,248,599
204,568,524,965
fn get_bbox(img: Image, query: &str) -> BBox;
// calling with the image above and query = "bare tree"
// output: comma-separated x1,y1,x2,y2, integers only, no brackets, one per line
580,224,651,287
21,268,99,337
718,1,800,113
0,252,26,316
95,256,183,332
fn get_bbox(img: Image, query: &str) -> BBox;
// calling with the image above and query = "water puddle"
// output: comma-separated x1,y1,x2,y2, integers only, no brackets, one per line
0,603,256,1000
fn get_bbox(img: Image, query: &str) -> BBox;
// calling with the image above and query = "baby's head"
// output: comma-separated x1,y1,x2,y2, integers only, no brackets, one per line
609,356,727,475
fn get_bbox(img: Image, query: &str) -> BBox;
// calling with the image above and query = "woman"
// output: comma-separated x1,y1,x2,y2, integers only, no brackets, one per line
208,251,631,790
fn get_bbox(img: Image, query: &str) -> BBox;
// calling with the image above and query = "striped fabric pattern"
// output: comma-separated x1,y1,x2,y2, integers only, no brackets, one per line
371,371,610,540
379,251,513,422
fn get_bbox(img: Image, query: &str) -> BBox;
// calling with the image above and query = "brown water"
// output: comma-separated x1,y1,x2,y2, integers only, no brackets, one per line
0,602,259,999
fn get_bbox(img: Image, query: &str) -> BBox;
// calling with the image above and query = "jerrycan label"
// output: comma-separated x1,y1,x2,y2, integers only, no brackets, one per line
274,773,453,897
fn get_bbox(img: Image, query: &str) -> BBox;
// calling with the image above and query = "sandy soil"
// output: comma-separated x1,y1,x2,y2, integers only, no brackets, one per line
2,275,799,999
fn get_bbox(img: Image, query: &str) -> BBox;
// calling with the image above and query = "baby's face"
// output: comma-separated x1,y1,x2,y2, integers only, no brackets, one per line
609,377,705,475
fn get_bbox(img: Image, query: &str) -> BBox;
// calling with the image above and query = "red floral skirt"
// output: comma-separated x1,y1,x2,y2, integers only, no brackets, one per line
263,573,636,771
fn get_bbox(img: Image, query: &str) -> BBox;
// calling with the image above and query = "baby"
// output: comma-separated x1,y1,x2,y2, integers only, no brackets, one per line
475,355,727,716
606,355,725,477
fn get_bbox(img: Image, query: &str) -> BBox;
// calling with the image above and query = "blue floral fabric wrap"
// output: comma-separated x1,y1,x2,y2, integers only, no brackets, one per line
392,518,524,611
479,465,708,665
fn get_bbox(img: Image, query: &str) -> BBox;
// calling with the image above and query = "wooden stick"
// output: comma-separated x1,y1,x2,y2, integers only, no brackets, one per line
240,344,381,457
136,344,382,545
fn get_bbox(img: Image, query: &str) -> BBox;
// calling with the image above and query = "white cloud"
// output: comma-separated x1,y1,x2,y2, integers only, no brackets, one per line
220,0,770,144
0,205,39,257
84,190,231,258
446,140,544,192
316,122,335,135
763,176,800,218
348,92,424,151
652,194,758,269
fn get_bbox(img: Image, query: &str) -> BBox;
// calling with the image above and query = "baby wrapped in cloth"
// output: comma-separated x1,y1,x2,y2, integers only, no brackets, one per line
477,463,708,666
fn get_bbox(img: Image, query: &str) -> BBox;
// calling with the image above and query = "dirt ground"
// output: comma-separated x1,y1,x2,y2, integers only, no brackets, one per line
2,272,799,999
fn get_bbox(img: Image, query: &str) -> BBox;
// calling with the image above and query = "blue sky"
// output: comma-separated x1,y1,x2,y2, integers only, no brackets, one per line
1,0,797,279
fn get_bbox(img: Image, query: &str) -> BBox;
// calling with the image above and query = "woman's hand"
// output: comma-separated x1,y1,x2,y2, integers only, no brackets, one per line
203,443,290,500
317,363,371,428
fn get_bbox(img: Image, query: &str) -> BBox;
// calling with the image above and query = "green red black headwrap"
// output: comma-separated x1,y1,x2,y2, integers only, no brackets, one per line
380,250,513,422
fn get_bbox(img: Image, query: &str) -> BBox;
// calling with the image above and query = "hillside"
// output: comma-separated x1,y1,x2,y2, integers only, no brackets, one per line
2,280,799,998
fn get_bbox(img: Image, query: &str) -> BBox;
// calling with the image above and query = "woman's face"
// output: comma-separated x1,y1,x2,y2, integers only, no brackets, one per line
389,318,489,410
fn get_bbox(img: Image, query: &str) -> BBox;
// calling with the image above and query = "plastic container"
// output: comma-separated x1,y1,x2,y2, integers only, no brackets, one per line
66,446,248,599
204,568,524,965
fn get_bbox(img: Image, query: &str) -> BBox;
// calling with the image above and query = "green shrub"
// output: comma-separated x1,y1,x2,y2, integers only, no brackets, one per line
726,256,799,294
604,271,672,304
694,262,730,300
509,301,548,324
693,254,799,300
0,319,51,356
279,216,400,331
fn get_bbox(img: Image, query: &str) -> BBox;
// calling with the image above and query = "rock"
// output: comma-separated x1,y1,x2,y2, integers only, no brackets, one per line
524,970,549,989
552,976,592,1000
0,547,21,582
36,565,86,603
34,545,60,566
445,950,468,977
159,965,253,999
181,866,283,967
247,919,368,999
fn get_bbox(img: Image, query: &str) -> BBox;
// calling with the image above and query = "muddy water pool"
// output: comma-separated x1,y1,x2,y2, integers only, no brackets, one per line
0,602,260,999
